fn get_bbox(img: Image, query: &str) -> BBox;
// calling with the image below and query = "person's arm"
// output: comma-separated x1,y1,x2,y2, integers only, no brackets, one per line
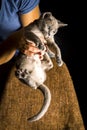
20,5,40,27
0,5,40,65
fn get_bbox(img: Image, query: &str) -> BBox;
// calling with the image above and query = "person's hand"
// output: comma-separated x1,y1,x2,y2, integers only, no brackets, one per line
22,41,46,60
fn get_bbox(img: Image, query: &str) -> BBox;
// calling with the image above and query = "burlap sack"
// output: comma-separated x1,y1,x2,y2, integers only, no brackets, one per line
0,58,85,130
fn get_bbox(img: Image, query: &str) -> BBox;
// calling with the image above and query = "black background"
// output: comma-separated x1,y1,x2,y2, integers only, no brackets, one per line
40,0,86,129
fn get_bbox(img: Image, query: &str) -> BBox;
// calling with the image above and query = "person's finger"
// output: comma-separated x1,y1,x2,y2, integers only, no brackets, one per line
28,45,40,53
23,49,35,56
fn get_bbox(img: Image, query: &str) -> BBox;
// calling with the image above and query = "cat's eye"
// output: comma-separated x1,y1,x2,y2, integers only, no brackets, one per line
53,29,57,34
53,31,56,34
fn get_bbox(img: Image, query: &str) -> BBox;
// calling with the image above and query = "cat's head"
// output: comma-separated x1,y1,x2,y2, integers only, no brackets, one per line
40,12,68,39
41,12,68,28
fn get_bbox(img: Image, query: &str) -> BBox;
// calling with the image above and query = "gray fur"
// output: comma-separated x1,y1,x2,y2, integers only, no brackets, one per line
15,52,53,122
24,12,68,66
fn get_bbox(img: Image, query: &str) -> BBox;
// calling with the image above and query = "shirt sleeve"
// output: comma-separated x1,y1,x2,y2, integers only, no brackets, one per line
16,0,40,14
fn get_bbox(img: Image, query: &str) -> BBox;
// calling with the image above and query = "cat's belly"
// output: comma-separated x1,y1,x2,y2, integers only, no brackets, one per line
31,66,46,84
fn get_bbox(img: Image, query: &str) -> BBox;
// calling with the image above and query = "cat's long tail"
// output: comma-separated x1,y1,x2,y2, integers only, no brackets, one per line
27,84,51,122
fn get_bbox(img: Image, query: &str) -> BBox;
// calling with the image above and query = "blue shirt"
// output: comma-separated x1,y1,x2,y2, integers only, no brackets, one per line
0,0,40,43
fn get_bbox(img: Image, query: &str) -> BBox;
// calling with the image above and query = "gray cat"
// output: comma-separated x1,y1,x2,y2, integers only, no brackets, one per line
15,12,67,122
15,51,53,122
24,12,67,67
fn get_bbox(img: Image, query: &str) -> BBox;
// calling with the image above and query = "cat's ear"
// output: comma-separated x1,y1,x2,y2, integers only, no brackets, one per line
58,20,68,28
41,12,52,19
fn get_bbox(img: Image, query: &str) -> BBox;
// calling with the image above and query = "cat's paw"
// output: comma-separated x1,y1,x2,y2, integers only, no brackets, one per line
15,69,29,79
56,56,63,67
48,52,55,58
